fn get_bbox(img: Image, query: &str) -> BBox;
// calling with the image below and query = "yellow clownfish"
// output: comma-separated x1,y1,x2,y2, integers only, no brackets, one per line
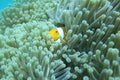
49,27,66,43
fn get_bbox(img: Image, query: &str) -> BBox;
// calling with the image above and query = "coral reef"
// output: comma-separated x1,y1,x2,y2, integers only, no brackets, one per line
0,0,120,80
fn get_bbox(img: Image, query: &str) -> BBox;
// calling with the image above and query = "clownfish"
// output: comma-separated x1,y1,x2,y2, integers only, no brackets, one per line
49,27,66,43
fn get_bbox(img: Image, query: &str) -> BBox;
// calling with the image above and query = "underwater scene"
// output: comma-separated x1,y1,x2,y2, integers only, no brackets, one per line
0,0,13,10
0,0,120,80
0,0,13,17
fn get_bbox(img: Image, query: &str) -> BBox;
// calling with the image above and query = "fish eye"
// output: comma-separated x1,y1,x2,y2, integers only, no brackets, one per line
55,31,58,33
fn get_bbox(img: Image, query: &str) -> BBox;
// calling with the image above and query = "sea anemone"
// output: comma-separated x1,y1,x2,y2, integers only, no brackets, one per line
0,0,120,80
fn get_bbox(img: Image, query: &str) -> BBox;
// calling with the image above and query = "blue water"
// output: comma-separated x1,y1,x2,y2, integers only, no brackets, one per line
0,0,13,10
